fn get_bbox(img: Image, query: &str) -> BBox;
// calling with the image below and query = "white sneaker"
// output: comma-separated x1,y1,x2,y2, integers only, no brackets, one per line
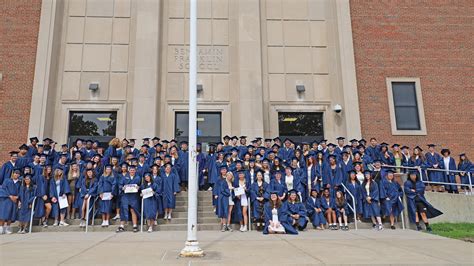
147,226,153,233
105,220,110,226
0,226,4,234
79,220,85,228
112,214,120,220
241,226,248,232
59,221,69,226
101,221,107,227
378,224,384,231
239,225,244,232
5,227,12,235
42,221,48,228
53,221,59,226
167,214,172,220
154,220,158,226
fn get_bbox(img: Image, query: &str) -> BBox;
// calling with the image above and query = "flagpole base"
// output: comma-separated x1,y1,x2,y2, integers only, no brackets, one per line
180,240,204,257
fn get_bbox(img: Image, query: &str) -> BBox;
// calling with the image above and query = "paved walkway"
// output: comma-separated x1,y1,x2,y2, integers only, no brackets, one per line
1,230,472,265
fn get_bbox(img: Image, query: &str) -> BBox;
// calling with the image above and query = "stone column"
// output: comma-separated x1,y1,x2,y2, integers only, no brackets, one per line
129,0,161,138
237,0,264,138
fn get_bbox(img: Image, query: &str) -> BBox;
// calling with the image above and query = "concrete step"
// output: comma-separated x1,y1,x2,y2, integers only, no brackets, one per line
175,200,213,207
174,211,215,218
174,205,214,212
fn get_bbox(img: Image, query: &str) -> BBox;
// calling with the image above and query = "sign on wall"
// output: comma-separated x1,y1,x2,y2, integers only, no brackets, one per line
168,46,229,73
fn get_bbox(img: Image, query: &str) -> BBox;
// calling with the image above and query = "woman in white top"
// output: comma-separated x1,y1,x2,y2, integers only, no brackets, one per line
235,170,250,232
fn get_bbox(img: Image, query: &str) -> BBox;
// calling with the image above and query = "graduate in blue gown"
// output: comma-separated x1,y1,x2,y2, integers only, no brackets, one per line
116,165,141,233
49,168,71,226
0,151,18,186
344,170,363,220
250,170,268,231
334,190,350,230
404,171,442,232
287,190,308,231
380,170,404,229
98,165,115,227
268,171,288,200
440,149,458,193
320,188,337,229
112,163,128,221
233,170,251,231
161,163,180,221
361,170,383,230
78,168,98,228
205,145,218,189
278,138,295,164
27,137,39,159
150,164,164,218
18,174,36,233
141,172,161,232
178,141,189,190
425,144,444,191
457,153,473,190
196,143,208,190
0,169,21,234
322,155,344,198
215,171,234,232
263,190,297,235
16,144,31,170
305,189,326,229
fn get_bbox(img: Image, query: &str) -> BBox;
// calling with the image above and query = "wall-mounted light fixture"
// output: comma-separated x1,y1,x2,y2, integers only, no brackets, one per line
89,82,99,92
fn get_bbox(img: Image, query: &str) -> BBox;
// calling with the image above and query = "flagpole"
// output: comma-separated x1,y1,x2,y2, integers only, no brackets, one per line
180,0,203,257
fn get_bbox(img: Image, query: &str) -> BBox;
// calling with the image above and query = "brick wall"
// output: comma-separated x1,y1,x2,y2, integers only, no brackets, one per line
350,0,474,158
0,0,42,163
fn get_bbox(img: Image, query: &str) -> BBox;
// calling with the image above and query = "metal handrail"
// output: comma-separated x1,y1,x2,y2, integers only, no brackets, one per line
398,196,405,230
340,183,357,230
380,165,473,194
85,196,98,233
28,196,38,234
140,195,145,233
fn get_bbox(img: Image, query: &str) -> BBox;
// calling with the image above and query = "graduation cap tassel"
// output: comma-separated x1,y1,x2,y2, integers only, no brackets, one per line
180,0,203,257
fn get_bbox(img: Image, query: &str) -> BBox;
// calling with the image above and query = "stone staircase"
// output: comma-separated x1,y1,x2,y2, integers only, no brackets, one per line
10,190,406,232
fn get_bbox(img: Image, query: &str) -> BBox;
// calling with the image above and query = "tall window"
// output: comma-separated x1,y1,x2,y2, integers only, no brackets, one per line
391,82,420,130
387,78,426,135
278,112,324,143
68,111,117,147
175,112,221,145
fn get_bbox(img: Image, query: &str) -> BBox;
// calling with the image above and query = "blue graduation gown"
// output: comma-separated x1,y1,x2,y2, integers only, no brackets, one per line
366,145,380,161
268,179,288,198
141,182,160,219
278,148,295,164
178,150,189,183
98,175,115,214
440,157,457,191
305,196,326,227
344,180,363,215
380,179,404,217
323,165,344,197
250,181,268,221
425,152,444,183
33,175,48,218
287,201,308,230
361,181,381,218
458,161,473,186
152,175,164,215
263,202,298,235
196,152,207,187
0,178,21,221
118,174,141,221
0,161,15,186
18,185,37,222
216,178,230,219
404,180,443,223
16,155,31,171
136,163,150,178
161,172,180,209
206,154,218,185
50,178,72,218
320,196,336,212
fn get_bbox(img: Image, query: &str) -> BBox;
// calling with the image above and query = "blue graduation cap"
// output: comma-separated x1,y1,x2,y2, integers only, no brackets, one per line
19,144,28,150
29,137,39,142
391,143,400,148
348,169,357,175
336,137,345,141
223,135,231,140
427,144,436,147
363,169,372,175
152,137,160,141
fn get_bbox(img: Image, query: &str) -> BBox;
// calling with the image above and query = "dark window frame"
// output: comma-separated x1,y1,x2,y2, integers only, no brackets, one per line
67,111,118,147
391,82,421,130
278,112,324,143
174,111,222,144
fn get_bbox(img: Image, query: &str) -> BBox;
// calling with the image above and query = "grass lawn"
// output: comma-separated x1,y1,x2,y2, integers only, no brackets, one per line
431,223,474,241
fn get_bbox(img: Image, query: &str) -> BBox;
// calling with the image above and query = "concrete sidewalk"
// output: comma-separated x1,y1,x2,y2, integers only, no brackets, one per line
1,230,472,265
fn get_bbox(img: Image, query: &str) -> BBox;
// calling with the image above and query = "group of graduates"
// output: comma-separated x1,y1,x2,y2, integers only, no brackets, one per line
0,135,470,235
